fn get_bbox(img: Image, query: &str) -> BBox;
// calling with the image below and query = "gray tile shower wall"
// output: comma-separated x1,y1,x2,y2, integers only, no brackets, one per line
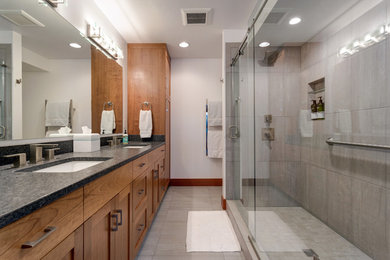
273,2,390,259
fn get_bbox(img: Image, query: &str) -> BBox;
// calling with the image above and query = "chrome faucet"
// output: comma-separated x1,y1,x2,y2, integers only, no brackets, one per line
30,144,59,163
4,153,26,167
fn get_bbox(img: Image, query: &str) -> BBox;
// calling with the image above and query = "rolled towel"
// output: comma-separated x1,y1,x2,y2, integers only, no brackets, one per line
139,110,153,138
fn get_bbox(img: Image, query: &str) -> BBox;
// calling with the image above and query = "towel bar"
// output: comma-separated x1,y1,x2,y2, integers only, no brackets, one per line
326,137,390,150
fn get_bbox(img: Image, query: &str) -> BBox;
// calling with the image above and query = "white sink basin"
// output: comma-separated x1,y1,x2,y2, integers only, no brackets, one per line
123,146,148,149
34,161,103,173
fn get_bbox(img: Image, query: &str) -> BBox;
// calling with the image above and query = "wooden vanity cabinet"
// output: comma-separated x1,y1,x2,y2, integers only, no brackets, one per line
84,185,132,260
0,147,167,260
0,189,83,260
41,225,83,260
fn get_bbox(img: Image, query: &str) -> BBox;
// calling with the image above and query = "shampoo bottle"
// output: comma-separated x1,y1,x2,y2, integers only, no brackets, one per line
311,100,318,120
317,97,325,119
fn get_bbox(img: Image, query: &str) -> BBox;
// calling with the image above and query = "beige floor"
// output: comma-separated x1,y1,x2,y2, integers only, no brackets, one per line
135,186,245,260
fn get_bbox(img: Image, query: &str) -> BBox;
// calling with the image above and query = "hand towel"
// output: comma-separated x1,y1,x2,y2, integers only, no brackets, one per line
208,101,222,126
208,129,223,158
299,110,313,138
45,101,70,126
139,110,153,138
100,110,116,134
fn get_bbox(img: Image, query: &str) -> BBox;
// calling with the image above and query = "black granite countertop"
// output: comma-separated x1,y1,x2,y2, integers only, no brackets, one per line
0,142,165,229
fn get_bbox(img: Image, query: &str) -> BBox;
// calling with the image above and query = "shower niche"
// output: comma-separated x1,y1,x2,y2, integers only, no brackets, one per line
308,77,325,120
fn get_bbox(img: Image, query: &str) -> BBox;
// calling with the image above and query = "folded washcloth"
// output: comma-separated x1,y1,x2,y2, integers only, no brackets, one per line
208,101,222,126
45,101,70,126
139,110,153,138
100,110,116,134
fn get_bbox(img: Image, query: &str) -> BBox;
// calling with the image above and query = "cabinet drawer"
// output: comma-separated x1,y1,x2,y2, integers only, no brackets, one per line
132,207,147,255
0,189,83,260
132,171,148,219
84,162,133,221
153,146,165,161
133,155,150,179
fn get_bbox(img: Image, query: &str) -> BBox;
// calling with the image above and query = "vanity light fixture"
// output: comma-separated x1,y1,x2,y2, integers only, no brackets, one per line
69,43,81,48
259,42,270,47
339,23,389,58
289,17,301,25
38,0,66,7
179,41,190,48
85,22,123,60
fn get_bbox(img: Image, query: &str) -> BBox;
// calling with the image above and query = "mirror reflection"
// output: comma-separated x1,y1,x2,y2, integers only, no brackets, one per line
0,0,91,140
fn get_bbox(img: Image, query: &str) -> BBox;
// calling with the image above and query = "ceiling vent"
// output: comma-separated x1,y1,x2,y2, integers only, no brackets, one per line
0,10,45,27
181,8,212,25
264,12,286,24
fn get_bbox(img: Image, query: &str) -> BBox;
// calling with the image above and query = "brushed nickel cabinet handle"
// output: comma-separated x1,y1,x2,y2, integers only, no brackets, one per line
136,224,145,231
111,214,119,231
21,226,56,248
138,189,145,195
153,170,159,179
139,163,146,167
115,209,123,226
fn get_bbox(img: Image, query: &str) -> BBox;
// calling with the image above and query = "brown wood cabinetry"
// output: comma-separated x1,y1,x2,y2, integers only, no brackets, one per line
84,184,132,260
42,225,83,260
0,189,83,260
0,147,166,260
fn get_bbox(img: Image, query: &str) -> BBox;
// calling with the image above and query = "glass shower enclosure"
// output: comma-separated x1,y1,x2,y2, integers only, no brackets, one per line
0,44,11,140
229,0,389,259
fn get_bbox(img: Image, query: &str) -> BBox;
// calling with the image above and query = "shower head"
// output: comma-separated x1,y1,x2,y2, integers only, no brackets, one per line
1,61,6,68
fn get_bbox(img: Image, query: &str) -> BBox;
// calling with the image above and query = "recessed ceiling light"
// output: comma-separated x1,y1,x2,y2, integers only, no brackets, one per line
289,17,301,25
259,42,270,47
69,42,81,48
179,41,189,48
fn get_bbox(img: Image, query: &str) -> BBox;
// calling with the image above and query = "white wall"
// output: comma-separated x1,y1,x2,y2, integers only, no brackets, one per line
22,59,91,139
171,58,222,179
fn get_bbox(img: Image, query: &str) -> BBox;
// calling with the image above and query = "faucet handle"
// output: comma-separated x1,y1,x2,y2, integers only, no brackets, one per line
4,153,27,167
44,148,60,161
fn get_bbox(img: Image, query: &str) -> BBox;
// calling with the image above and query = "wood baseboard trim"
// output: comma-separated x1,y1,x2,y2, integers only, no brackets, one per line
169,178,222,186
221,196,226,210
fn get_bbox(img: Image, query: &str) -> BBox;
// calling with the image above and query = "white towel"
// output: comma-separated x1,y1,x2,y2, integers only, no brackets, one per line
208,129,223,158
208,101,222,126
299,110,313,138
45,101,70,126
100,110,116,134
139,110,153,138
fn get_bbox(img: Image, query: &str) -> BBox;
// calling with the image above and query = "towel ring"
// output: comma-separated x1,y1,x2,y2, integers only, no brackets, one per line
103,101,114,110
141,101,152,110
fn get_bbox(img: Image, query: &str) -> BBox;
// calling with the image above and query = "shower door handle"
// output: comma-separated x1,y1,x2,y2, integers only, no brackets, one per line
229,125,240,139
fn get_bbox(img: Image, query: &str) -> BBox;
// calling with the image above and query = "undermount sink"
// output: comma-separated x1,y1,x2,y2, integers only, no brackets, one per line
34,161,103,173
18,157,111,173
123,144,150,149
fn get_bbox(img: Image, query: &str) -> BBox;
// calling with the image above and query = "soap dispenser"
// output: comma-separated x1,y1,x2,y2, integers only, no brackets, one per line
311,100,318,120
123,130,128,145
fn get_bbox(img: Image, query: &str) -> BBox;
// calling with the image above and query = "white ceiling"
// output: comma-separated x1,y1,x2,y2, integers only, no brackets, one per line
94,0,258,58
0,0,90,60
255,0,361,46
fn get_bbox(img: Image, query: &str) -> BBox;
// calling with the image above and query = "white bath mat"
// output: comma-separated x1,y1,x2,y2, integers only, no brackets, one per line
186,211,241,252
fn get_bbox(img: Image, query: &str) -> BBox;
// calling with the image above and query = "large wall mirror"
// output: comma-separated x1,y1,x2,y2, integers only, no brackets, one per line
0,0,92,141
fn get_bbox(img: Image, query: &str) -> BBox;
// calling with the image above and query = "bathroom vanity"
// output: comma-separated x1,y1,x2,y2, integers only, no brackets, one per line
0,142,168,260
